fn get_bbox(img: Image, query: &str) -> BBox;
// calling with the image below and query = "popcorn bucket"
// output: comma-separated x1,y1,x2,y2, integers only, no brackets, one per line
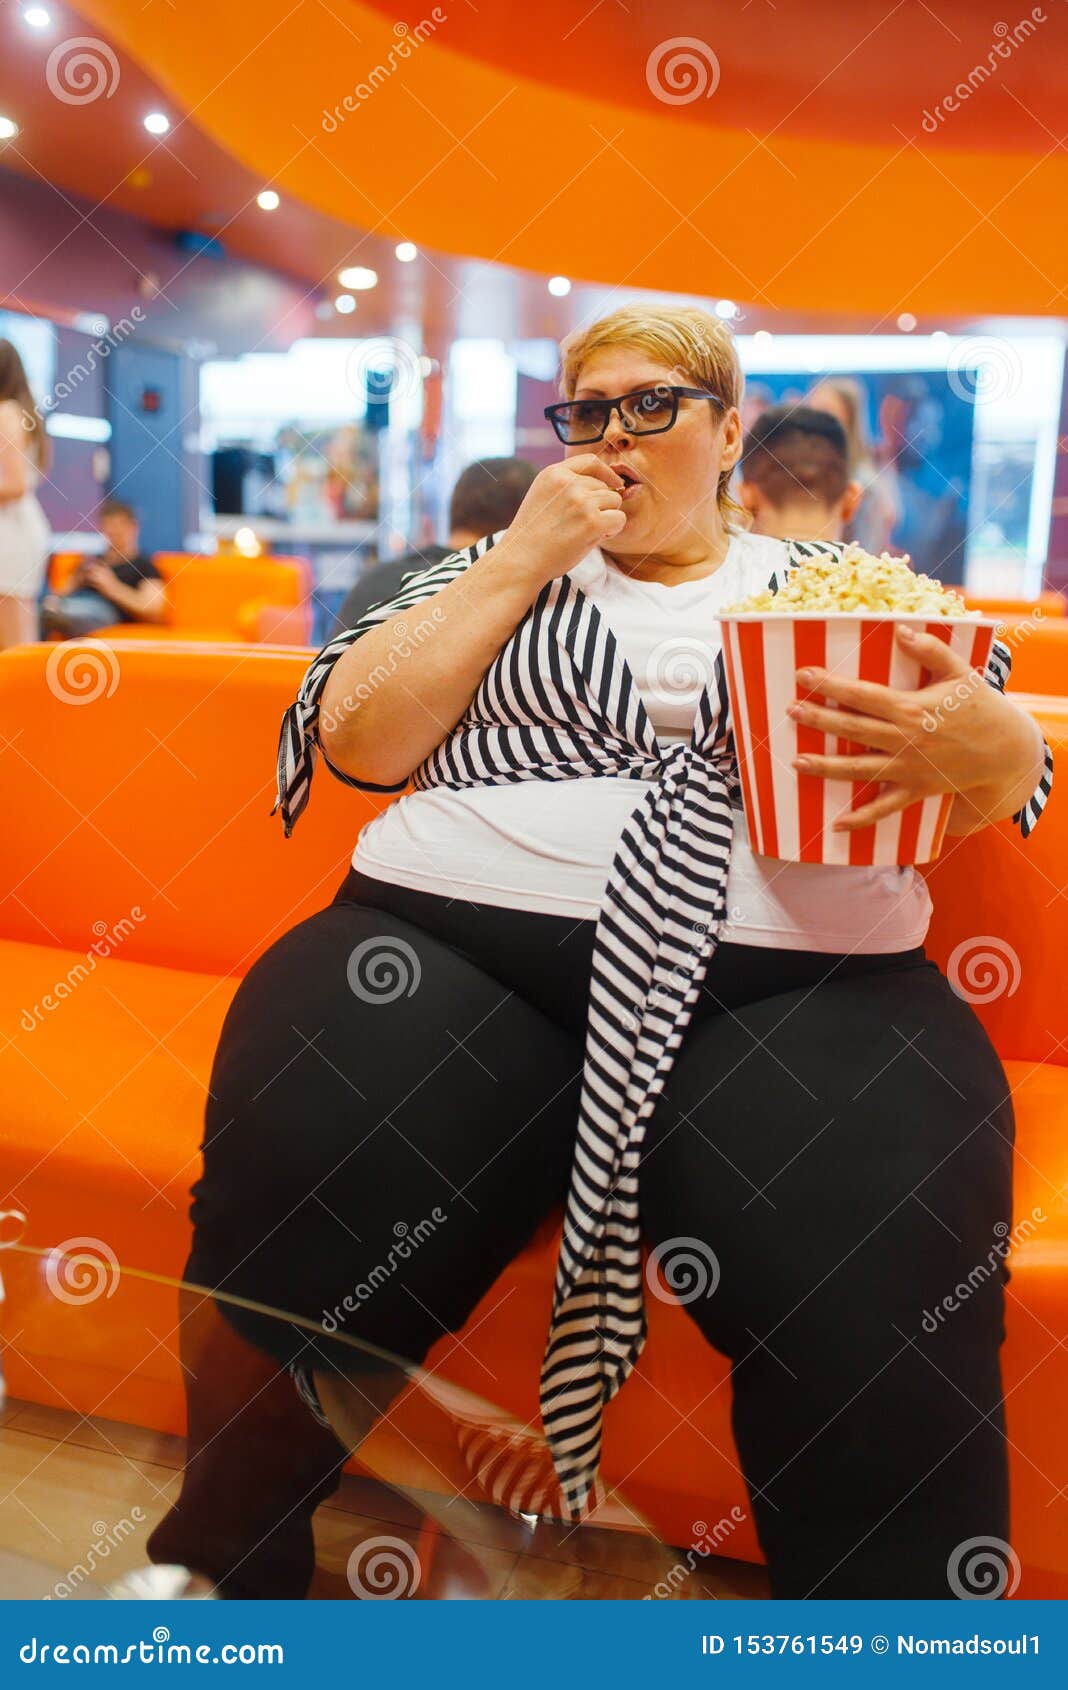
717,613,1001,866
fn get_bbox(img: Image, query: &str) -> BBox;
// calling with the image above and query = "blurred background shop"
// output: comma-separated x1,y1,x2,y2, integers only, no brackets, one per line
1,3,1066,643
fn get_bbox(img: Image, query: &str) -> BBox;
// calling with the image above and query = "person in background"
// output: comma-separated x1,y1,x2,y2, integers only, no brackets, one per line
333,456,538,633
40,498,166,638
0,339,51,649
736,404,861,543
807,375,900,555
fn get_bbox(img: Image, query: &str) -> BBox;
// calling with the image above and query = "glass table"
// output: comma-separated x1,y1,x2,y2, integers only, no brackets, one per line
0,1215,764,1601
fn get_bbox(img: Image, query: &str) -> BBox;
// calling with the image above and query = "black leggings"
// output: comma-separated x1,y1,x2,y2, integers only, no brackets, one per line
186,866,1015,1598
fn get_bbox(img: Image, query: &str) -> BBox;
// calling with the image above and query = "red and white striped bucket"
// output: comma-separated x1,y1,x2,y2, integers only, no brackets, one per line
718,613,1001,866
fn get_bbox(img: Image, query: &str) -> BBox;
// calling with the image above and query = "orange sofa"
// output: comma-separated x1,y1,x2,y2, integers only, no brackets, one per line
998,617,1068,697
965,590,1066,620
46,551,313,645
1,642,1066,1594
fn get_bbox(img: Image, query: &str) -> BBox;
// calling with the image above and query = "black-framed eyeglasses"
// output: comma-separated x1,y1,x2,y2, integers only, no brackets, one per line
543,383,726,445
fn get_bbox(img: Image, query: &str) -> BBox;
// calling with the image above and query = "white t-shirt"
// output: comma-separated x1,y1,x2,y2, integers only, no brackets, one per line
352,531,932,953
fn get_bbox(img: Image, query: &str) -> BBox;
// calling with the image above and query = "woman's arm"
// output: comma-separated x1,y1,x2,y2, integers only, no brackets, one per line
943,708,1047,835
318,455,626,788
0,406,30,505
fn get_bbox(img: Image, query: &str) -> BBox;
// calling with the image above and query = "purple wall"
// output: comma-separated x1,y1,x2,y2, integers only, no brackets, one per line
0,166,322,357
1,166,328,539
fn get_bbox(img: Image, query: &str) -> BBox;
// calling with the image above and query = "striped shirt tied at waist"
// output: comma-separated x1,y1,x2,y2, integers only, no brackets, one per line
273,532,1052,1520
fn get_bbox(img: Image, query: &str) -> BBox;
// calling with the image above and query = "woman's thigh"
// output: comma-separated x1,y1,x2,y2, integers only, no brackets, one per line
0,595,36,647
640,958,1014,1587
186,900,584,1373
644,957,1013,1351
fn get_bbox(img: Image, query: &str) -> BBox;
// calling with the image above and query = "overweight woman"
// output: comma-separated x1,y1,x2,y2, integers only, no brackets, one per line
179,306,1051,1600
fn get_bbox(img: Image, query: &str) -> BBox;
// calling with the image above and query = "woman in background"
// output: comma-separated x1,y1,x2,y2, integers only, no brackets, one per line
0,339,51,649
807,374,899,556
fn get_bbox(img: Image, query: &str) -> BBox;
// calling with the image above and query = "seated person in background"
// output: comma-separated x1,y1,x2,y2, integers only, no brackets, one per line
736,403,861,544
40,498,166,638
333,455,537,633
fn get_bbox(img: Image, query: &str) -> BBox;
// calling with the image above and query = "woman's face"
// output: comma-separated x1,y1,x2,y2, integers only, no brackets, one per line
564,347,741,555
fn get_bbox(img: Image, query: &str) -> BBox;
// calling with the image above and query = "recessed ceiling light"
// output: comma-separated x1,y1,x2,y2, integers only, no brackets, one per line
143,112,170,136
22,6,52,28
0,117,19,141
334,294,357,315
547,276,571,296
753,329,773,346
930,329,948,342
337,266,377,290
715,299,737,319
897,311,917,332
395,242,417,263
256,189,280,211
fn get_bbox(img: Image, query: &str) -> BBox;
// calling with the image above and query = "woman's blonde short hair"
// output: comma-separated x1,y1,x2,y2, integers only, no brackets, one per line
557,304,746,525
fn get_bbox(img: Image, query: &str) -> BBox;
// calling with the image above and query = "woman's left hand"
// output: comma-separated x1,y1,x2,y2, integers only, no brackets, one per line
787,624,1044,832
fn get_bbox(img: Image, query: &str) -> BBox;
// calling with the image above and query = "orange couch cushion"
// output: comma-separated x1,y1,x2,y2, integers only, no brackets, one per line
46,552,312,643
1,642,1066,1591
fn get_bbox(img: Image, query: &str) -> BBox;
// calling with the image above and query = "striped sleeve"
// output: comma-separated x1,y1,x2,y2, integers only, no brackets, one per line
982,632,1054,839
271,535,495,836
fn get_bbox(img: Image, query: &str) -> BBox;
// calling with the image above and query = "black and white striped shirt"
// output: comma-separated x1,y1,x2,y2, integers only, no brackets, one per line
274,532,1053,1519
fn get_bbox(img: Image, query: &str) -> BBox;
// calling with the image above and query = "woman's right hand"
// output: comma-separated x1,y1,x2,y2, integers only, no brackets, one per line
317,457,626,788
491,454,627,587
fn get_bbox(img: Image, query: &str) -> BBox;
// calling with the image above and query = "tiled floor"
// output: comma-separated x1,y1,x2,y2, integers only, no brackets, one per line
0,1398,770,1601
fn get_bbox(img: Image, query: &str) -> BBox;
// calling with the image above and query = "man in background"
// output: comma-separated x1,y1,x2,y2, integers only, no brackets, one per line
334,456,537,633
736,405,861,544
41,498,166,637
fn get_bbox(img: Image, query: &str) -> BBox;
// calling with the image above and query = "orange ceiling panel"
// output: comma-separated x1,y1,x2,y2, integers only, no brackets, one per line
76,0,1068,317
358,0,1068,155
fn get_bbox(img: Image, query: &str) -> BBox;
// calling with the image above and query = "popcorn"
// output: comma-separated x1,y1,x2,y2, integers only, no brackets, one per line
723,543,975,617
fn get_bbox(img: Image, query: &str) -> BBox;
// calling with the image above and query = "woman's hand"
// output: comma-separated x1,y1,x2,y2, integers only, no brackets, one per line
787,623,1046,834
491,454,627,587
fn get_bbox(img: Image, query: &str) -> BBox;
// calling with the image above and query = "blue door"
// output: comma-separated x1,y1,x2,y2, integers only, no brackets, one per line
106,343,198,553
